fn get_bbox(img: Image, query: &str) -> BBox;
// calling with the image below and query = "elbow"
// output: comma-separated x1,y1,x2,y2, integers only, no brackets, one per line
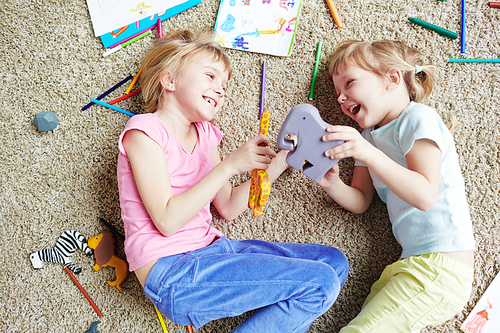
413,194,438,212
217,207,238,221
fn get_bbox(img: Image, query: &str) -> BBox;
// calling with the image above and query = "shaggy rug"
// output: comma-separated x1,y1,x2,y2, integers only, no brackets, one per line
1,0,499,332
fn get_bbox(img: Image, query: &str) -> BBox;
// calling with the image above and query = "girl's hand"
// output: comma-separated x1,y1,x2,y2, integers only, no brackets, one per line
266,149,290,181
225,134,277,175
322,126,374,164
318,163,341,188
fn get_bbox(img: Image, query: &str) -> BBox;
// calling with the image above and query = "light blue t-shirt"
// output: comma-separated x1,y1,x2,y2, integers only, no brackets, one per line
356,102,475,258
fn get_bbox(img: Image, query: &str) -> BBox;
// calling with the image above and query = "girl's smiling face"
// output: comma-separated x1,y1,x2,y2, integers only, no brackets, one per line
332,64,400,129
165,54,229,122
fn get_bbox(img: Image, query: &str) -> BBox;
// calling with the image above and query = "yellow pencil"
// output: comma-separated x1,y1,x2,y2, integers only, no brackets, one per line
325,0,343,29
154,305,169,333
125,68,143,95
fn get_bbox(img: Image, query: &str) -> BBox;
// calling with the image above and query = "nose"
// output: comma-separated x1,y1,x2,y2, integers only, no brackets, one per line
337,93,346,104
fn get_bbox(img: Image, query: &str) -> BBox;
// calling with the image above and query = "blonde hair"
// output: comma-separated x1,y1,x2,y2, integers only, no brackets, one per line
140,27,232,113
329,40,436,103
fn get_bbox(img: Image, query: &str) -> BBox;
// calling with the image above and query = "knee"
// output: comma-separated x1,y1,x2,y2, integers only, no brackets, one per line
321,247,350,287
314,263,342,311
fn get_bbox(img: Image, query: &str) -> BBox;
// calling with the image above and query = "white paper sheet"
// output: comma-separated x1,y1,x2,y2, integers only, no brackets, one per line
87,0,186,37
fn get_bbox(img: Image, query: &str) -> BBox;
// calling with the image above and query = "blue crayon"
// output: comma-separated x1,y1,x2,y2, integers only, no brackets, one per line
91,98,135,117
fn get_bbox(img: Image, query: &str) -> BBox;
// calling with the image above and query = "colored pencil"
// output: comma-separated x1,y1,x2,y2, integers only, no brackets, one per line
259,60,266,119
108,25,155,49
325,0,343,29
309,41,323,100
99,218,125,242
154,306,169,333
108,89,142,105
157,18,163,38
448,58,500,63
125,68,143,95
91,98,136,117
489,2,500,8
408,17,458,39
461,0,466,53
81,74,133,111
104,31,151,57
64,266,103,317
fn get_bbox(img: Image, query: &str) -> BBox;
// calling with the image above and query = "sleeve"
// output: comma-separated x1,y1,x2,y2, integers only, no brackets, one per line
200,121,224,150
118,114,165,155
398,105,447,156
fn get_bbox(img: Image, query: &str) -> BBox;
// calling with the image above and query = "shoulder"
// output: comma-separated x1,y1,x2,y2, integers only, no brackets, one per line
397,102,450,153
196,121,224,148
119,114,168,154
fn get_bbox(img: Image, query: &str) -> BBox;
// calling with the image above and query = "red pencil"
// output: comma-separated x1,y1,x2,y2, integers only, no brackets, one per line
489,1,500,8
108,89,142,105
64,266,103,317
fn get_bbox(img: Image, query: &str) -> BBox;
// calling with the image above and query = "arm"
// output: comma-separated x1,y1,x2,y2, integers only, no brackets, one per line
324,126,441,211
123,130,277,236
212,149,289,220
364,139,441,211
319,164,375,214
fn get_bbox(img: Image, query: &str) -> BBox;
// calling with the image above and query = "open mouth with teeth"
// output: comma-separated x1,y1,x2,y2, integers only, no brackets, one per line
348,104,361,116
203,96,217,107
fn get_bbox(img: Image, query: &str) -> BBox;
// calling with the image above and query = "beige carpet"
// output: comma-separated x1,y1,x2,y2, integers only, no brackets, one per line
1,0,499,332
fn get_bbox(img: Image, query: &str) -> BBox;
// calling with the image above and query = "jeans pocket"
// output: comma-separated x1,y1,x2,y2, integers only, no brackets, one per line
411,296,452,330
188,310,240,328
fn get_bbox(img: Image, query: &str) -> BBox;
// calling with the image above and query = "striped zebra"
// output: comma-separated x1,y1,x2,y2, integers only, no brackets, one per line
30,230,94,274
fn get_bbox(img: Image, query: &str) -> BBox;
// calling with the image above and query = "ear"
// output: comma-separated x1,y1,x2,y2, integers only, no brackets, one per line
387,69,404,90
160,72,176,92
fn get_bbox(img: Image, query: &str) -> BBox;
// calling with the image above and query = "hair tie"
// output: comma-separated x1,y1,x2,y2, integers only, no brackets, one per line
415,65,422,74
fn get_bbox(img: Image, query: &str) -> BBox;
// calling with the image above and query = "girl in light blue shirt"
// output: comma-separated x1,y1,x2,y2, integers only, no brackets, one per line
321,40,475,332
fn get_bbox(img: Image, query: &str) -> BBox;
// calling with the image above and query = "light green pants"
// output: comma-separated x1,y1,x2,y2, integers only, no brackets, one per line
340,252,473,333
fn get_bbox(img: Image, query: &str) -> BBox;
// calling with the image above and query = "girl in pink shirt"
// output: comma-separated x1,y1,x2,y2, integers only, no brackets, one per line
117,27,348,332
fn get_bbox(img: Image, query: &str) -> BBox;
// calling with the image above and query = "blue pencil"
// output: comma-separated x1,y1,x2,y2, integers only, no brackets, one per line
448,58,500,63
461,0,466,53
82,74,133,111
91,98,135,117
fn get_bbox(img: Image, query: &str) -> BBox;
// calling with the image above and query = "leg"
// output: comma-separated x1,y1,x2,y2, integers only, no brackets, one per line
144,237,349,333
340,253,473,333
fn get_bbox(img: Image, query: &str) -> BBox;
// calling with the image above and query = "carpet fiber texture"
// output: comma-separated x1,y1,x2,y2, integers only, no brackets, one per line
1,0,500,332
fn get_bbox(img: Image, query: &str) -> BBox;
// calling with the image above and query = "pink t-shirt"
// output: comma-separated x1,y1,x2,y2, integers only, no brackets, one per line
117,113,224,271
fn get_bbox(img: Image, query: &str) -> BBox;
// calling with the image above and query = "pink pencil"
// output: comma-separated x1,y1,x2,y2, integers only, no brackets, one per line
157,18,163,38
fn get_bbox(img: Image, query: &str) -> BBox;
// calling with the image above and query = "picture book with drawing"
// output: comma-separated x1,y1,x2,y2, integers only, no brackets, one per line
213,0,303,56
461,272,500,333
86,0,202,48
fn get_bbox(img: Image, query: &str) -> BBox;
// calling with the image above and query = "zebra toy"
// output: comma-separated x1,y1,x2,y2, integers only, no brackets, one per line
30,230,94,274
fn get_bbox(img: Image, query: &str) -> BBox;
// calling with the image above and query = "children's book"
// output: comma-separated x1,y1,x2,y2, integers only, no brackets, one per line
461,272,500,333
213,0,303,56
86,0,190,37
99,0,202,49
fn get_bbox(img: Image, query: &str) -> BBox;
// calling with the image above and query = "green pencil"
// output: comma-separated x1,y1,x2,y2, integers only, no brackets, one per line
408,17,458,39
309,41,323,100
448,58,500,63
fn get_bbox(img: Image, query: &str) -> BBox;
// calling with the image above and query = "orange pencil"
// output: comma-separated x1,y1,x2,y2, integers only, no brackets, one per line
125,68,143,95
325,0,343,29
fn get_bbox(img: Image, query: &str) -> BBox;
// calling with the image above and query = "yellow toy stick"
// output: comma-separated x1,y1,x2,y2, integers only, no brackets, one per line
248,110,271,216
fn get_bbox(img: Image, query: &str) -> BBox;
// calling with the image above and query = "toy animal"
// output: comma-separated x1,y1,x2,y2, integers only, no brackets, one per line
87,231,129,290
30,230,94,274
277,104,344,183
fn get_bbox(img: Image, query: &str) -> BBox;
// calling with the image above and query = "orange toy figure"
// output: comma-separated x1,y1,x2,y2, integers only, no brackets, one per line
248,110,272,216
87,231,129,290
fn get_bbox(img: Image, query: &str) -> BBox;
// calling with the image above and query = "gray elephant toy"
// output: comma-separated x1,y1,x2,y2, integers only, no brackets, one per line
277,104,343,183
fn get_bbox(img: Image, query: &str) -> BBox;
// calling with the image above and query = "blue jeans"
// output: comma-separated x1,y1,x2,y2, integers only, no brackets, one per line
144,237,349,332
